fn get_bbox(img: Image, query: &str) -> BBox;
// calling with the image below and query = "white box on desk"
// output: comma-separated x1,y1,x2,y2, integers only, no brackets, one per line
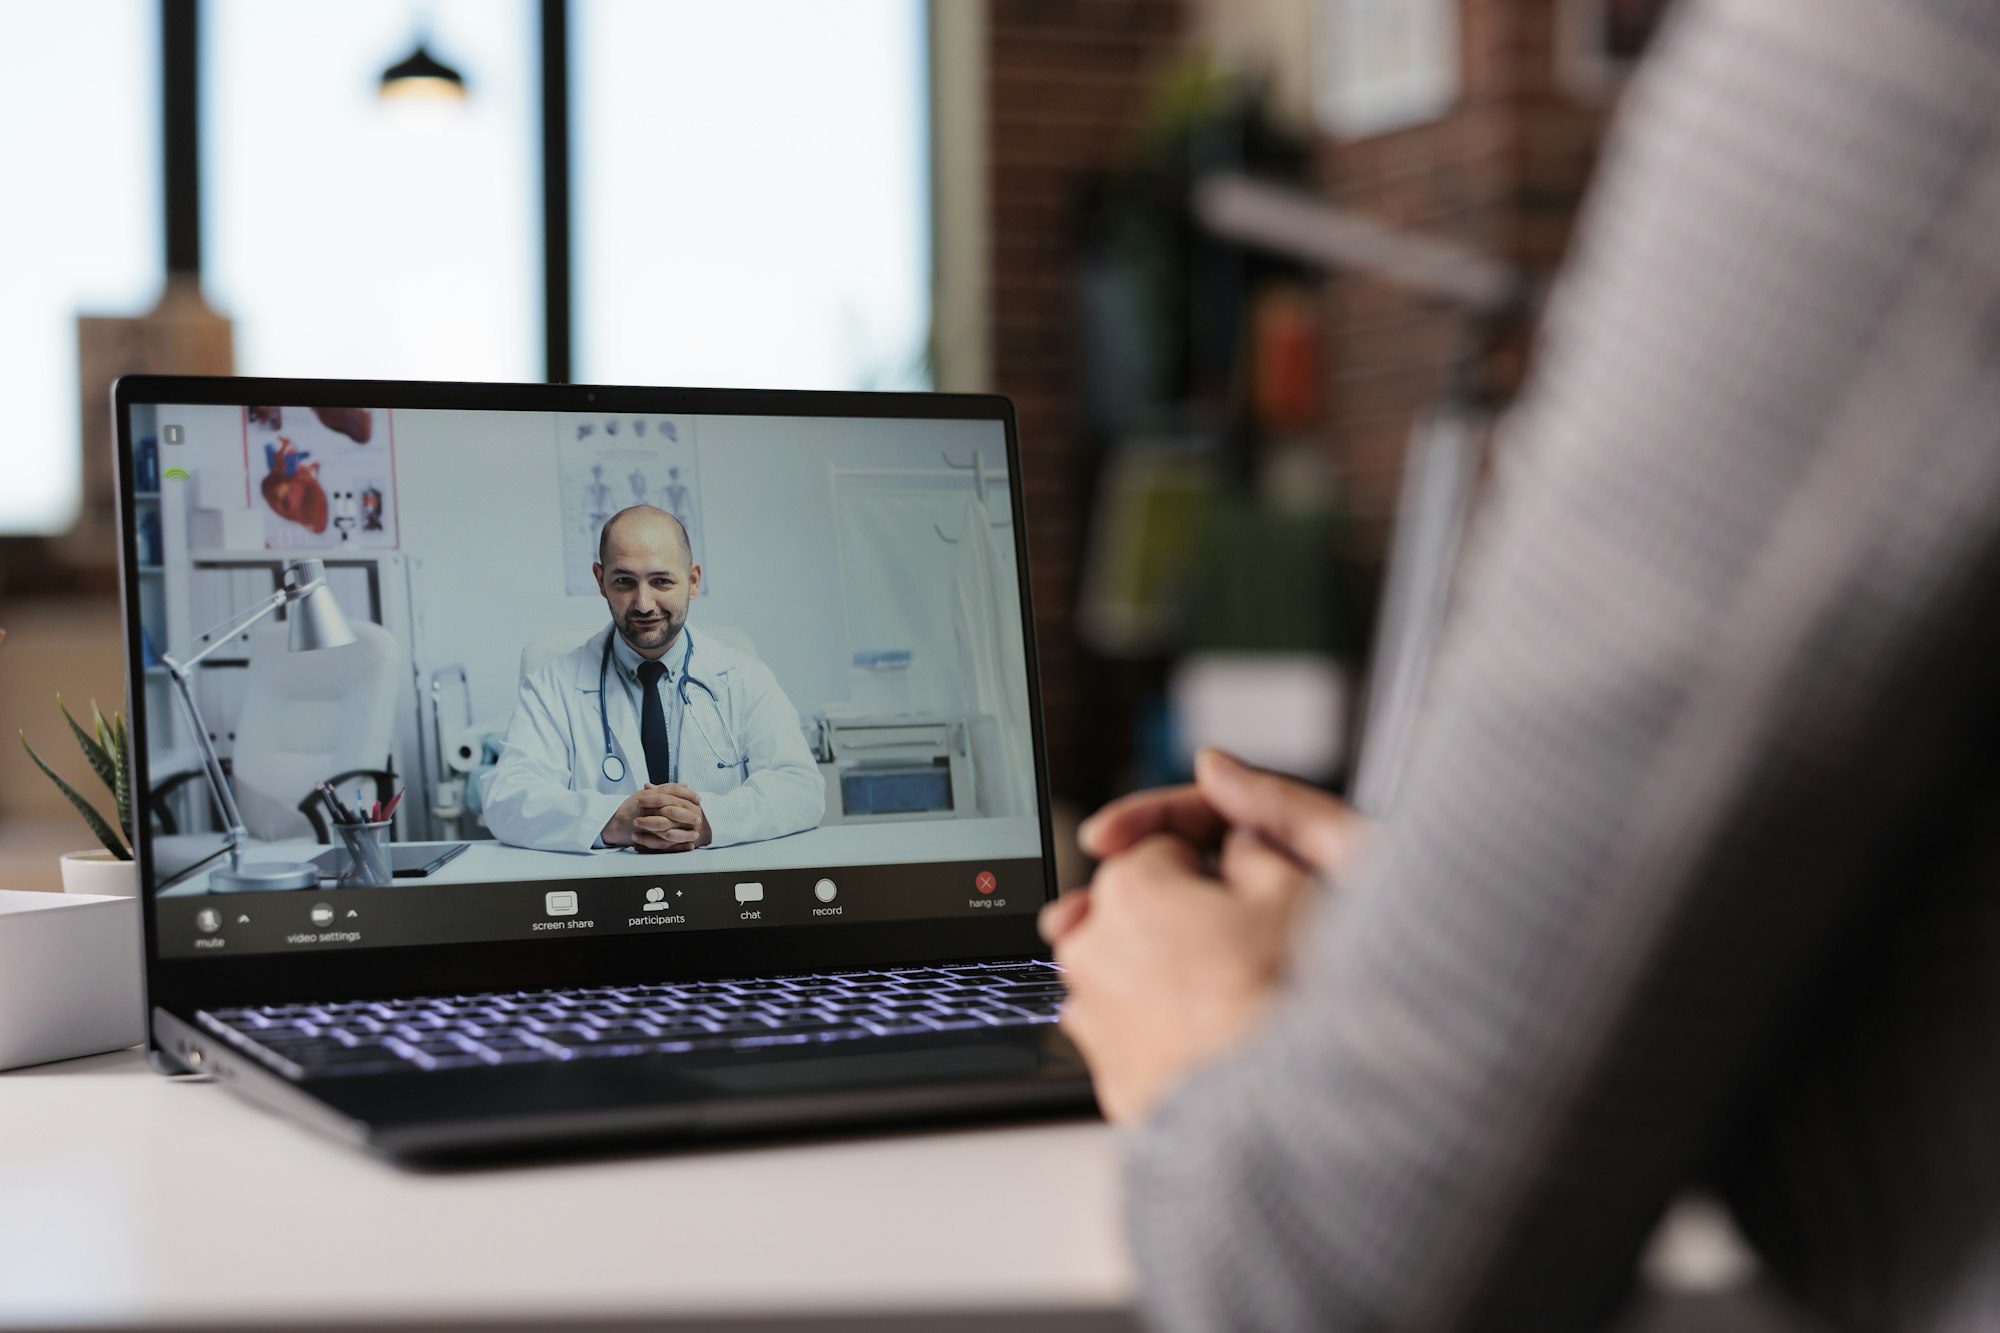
0,890,145,1071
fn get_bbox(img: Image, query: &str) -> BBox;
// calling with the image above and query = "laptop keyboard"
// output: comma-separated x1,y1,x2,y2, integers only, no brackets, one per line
195,961,1068,1080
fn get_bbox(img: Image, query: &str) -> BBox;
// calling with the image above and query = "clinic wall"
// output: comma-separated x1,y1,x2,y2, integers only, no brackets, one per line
394,410,1012,736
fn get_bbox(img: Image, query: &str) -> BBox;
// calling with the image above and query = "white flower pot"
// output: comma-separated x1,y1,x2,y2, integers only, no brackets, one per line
60,849,140,897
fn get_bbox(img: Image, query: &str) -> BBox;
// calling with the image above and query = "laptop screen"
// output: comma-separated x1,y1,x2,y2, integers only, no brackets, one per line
123,393,1045,961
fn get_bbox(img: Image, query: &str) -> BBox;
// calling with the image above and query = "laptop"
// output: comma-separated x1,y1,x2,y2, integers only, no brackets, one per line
115,375,1090,1163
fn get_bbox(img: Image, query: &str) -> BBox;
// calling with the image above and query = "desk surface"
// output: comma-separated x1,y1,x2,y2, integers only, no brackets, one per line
160,817,1044,898
0,1048,1132,1330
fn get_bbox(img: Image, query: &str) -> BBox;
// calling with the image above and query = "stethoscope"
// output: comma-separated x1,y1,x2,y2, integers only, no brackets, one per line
597,627,750,784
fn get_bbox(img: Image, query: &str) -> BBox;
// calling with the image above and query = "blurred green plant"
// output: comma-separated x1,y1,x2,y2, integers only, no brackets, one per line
21,697,132,860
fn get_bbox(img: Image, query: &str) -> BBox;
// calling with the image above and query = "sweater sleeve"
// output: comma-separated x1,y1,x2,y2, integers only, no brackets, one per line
1121,1,2000,1327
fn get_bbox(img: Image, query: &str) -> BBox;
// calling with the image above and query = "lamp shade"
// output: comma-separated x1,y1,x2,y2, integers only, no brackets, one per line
380,42,467,103
283,560,357,652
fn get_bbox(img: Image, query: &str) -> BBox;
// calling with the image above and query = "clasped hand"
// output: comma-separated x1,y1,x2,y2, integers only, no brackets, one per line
602,782,712,851
1041,748,1369,1124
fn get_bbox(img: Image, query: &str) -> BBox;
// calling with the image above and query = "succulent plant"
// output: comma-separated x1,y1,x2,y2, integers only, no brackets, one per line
21,696,132,860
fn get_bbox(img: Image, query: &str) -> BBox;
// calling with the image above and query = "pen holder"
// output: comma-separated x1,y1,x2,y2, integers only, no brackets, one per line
336,820,394,888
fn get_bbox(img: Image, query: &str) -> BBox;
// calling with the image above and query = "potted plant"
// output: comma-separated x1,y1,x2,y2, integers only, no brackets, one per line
20,696,140,896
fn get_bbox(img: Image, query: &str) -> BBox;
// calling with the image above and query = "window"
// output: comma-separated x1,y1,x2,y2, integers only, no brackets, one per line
0,1,159,535
5,2,934,539
201,0,541,382
571,1,931,391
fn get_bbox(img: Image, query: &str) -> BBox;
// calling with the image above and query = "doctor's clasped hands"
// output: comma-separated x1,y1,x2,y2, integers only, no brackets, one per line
602,782,712,851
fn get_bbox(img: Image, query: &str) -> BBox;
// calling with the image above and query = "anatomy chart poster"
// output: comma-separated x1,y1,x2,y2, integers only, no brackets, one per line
556,414,704,596
245,405,400,550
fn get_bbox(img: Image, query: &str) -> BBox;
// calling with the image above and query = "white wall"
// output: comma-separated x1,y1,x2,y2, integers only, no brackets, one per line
393,409,1012,735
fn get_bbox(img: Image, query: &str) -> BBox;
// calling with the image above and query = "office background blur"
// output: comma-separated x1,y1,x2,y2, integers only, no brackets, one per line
0,0,1671,889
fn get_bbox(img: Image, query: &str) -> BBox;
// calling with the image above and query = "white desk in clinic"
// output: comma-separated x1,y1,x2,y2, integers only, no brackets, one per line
0,1046,1133,1331
155,819,1045,897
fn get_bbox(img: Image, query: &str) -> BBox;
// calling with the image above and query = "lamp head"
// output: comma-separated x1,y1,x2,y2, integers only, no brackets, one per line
283,559,356,652
380,41,467,133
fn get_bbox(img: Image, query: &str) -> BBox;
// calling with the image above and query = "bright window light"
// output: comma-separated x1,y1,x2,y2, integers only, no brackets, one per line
201,0,540,382
572,1,931,391
0,1,158,535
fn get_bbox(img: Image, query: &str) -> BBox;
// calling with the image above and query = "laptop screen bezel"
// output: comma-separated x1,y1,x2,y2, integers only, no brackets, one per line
114,375,1058,1017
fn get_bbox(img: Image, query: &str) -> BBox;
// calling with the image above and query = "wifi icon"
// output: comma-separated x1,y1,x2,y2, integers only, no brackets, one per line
163,467,190,483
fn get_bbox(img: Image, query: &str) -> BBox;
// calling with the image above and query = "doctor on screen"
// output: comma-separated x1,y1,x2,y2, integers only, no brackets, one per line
481,505,825,854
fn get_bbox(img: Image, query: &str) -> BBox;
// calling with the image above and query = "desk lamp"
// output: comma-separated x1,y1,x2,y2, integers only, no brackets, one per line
160,558,356,891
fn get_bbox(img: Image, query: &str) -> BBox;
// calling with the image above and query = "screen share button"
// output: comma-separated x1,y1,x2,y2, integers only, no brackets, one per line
533,889,594,934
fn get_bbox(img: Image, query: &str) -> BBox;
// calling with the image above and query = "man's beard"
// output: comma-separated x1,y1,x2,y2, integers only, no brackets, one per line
617,610,678,652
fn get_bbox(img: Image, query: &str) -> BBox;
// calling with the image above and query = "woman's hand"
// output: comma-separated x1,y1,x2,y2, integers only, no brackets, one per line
1041,749,1372,1123
1077,747,1368,873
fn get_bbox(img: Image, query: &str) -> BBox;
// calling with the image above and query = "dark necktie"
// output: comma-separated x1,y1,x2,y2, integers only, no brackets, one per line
636,660,671,784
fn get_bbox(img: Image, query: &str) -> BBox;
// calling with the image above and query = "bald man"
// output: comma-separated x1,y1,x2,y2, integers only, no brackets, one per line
481,505,825,854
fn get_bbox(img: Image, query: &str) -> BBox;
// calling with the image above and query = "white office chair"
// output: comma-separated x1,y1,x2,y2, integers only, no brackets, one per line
155,619,403,844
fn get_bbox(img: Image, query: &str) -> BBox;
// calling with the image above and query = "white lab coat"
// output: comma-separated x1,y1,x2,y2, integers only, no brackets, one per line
480,626,825,853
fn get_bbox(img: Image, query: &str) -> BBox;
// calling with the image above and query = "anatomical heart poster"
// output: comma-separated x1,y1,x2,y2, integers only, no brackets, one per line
556,413,703,596
247,405,399,550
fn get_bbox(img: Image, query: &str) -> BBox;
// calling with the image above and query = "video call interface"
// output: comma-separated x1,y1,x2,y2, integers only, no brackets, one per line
127,400,1045,959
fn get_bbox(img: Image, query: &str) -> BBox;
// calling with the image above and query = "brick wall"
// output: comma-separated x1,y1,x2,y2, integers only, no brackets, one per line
986,0,1185,802
984,0,1648,803
1323,0,1625,554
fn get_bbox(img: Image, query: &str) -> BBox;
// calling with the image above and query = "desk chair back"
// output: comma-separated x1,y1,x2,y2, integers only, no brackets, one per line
231,619,401,840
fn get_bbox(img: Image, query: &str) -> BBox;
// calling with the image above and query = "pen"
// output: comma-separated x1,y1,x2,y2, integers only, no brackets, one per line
319,781,356,825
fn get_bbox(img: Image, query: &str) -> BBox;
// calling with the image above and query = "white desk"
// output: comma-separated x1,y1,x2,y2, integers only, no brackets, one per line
159,818,1044,898
0,1048,1134,1330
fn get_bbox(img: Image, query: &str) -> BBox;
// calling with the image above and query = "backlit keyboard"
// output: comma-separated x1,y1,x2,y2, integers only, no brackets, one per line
196,961,1068,1080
